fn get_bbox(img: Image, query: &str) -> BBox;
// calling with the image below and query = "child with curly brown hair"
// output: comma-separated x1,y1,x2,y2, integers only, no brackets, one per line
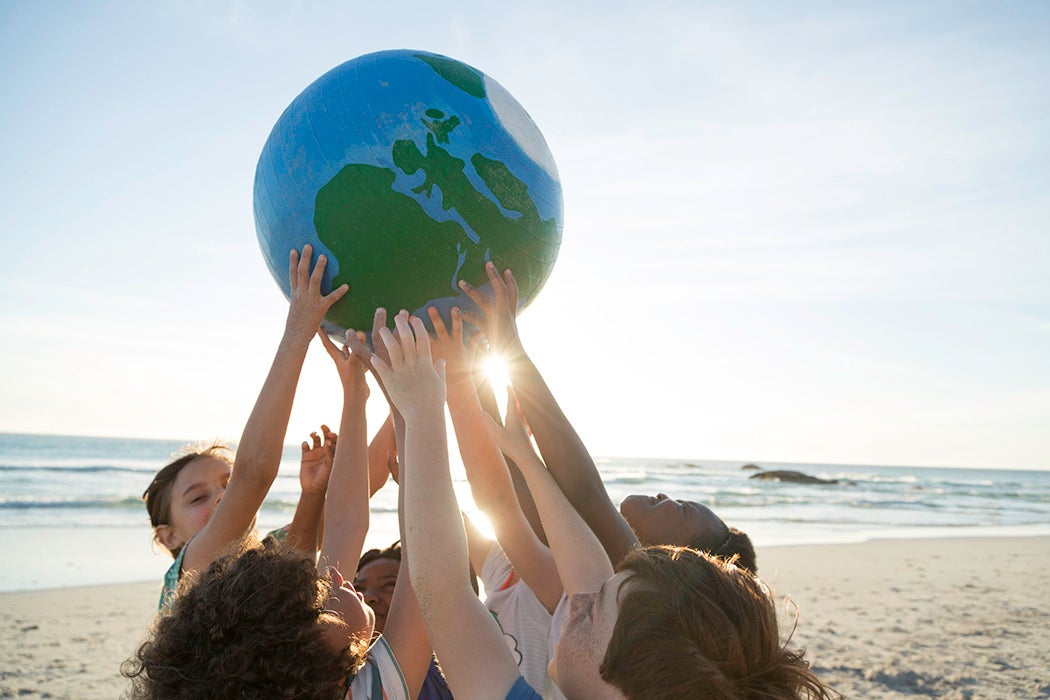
141,245,401,611
123,252,432,699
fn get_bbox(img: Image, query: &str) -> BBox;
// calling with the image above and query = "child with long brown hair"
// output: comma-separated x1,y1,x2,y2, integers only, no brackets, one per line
367,307,834,699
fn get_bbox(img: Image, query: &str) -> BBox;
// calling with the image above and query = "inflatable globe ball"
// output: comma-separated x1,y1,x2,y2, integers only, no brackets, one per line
253,50,563,337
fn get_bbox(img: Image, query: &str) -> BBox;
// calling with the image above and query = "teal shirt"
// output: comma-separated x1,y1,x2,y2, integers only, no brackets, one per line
158,544,187,611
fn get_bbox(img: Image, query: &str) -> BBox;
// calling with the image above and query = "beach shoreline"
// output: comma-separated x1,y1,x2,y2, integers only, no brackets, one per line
2,535,1048,698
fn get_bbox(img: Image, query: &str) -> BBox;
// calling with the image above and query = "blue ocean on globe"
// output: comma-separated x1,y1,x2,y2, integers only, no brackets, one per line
253,49,564,335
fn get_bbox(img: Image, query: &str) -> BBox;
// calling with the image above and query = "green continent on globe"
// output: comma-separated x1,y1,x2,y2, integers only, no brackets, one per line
414,54,486,98
314,108,558,331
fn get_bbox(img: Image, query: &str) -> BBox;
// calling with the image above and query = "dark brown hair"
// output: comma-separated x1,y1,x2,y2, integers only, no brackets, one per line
700,526,758,574
357,540,402,571
122,537,367,699
601,546,835,700
142,441,233,555
357,539,478,595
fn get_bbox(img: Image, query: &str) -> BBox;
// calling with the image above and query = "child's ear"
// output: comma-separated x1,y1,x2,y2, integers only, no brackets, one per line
154,525,181,552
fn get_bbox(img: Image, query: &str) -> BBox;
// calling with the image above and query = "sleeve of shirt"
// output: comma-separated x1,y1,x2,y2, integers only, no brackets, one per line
547,593,570,659
481,541,514,595
504,676,544,700
346,635,411,700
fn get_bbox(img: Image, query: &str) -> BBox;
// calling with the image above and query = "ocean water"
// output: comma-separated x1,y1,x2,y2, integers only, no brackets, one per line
1,432,1048,592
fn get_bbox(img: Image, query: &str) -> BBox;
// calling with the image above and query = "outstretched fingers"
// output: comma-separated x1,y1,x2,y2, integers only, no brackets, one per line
296,243,313,291
376,326,401,370
344,328,372,366
289,248,300,293
410,315,433,363
458,276,489,314
372,307,391,364
428,307,450,343
318,330,348,362
483,261,510,317
503,268,519,311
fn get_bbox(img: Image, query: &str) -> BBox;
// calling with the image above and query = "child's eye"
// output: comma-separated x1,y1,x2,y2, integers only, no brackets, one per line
190,495,206,504
383,583,396,591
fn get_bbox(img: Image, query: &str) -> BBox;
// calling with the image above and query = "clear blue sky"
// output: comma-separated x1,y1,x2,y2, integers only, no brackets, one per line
1,1,1047,469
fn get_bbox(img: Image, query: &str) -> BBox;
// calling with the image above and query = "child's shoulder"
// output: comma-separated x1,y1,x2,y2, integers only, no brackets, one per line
157,544,188,611
346,635,411,700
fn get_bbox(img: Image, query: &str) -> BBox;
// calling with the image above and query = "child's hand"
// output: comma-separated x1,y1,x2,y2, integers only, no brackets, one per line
318,329,369,399
427,306,470,379
300,425,336,496
370,311,446,419
285,244,349,339
469,337,504,424
482,386,536,466
346,308,401,419
458,262,521,357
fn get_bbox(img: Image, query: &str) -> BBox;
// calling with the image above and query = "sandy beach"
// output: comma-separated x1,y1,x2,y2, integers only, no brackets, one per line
1,536,1048,699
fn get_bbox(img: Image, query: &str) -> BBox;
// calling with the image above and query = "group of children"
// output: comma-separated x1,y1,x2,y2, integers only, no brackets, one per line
123,245,834,699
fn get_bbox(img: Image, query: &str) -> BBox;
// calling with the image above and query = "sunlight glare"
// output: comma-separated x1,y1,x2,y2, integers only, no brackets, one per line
484,354,512,394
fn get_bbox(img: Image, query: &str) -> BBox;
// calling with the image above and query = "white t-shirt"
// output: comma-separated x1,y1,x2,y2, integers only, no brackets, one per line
547,592,570,654
346,635,410,700
482,543,559,699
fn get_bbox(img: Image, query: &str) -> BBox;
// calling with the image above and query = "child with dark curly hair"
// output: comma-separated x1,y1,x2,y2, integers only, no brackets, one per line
123,252,432,699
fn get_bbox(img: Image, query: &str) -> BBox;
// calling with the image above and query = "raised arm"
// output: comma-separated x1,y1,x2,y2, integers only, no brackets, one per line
484,387,613,595
182,245,347,574
283,425,336,553
373,311,522,700
460,263,639,566
428,306,562,612
367,413,396,496
346,310,432,699
317,330,370,575
470,341,546,545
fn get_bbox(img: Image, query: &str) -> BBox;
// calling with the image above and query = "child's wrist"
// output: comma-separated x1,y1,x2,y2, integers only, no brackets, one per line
281,320,315,346
501,337,528,362
400,400,445,424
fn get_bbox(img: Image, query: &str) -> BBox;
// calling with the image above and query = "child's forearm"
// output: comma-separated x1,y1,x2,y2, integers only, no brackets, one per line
382,416,432,700
236,334,311,483
367,414,396,496
284,490,325,553
446,376,516,511
319,387,369,572
506,350,639,565
510,447,613,595
472,367,546,543
446,378,562,609
404,404,465,601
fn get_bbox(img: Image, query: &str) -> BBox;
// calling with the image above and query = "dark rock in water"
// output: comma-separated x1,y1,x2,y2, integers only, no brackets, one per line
748,470,838,485
740,463,761,471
